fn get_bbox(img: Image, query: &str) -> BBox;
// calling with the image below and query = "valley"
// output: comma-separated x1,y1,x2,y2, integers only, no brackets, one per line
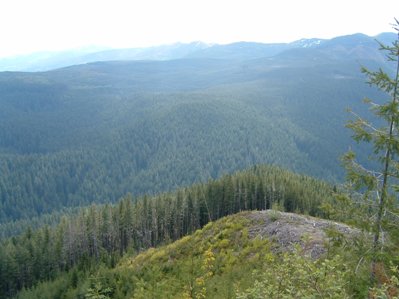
0,33,393,227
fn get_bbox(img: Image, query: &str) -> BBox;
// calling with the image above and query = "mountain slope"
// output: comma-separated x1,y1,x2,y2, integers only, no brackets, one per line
0,164,338,297
14,211,361,299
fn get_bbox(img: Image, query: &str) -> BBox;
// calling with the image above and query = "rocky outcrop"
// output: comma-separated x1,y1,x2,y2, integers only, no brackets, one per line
246,210,359,258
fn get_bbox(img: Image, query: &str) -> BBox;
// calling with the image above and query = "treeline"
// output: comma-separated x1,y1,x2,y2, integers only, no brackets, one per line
0,209,78,240
0,165,334,298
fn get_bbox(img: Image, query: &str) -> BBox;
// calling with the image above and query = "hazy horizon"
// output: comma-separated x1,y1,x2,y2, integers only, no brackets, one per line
1,0,397,59
0,31,396,61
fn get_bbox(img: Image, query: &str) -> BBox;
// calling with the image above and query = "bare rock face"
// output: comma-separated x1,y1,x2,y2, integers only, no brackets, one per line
246,210,359,258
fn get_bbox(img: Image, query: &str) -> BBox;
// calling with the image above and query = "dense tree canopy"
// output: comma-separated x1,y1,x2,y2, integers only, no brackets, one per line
0,38,389,230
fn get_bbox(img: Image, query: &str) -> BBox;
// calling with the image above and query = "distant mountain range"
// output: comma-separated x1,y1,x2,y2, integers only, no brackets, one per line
0,32,395,72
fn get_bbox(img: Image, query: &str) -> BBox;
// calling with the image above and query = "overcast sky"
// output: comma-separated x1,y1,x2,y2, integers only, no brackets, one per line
0,0,397,58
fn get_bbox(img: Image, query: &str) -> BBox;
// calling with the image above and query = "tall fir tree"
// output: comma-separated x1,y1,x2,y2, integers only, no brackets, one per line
343,19,399,283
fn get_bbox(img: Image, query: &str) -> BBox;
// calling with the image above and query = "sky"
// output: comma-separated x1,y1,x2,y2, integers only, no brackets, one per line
0,0,398,58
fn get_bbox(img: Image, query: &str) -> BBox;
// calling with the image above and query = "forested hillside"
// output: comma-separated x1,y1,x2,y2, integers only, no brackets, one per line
0,33,394,230
14,211,364,299
0,165,337,298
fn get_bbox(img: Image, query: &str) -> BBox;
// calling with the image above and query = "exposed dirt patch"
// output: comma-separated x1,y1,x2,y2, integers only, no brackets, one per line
245,210,359,258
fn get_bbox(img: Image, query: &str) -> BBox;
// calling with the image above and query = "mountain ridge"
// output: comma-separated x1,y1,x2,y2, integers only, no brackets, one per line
0,32,395,72
13,210,362,298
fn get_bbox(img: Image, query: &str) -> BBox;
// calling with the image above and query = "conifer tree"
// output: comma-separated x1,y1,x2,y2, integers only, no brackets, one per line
343,19,399,280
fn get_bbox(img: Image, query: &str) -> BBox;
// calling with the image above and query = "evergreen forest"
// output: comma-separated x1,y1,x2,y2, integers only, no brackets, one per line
0,33,395,232
0,31,399,298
